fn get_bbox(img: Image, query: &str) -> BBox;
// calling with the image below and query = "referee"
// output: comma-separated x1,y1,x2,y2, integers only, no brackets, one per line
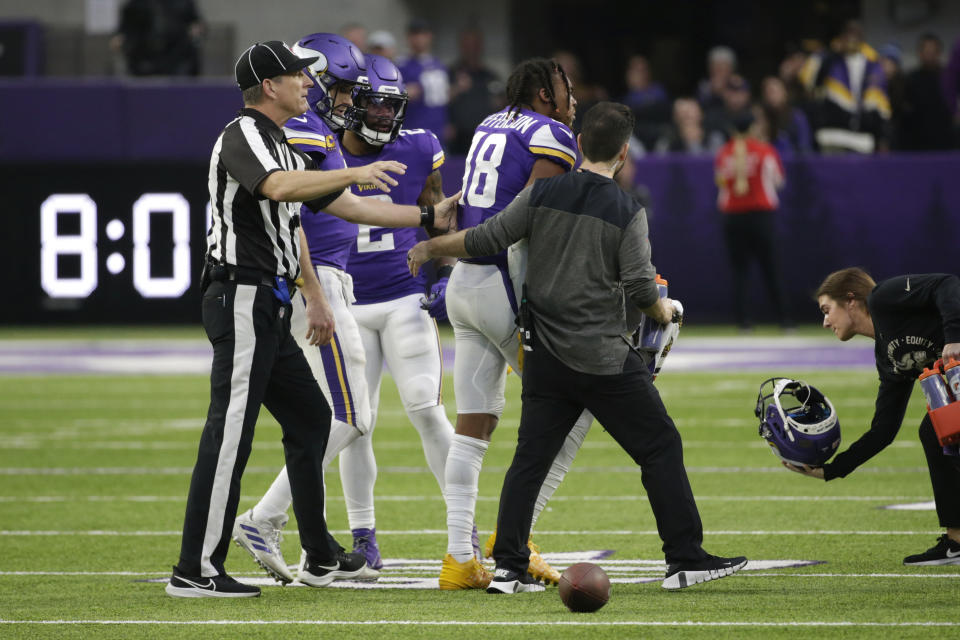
167,41,442,598
407,102,747,593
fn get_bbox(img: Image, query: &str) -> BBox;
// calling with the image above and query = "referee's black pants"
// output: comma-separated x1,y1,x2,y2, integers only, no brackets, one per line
175,280,338,578
492,346,708,574
919,415,960,527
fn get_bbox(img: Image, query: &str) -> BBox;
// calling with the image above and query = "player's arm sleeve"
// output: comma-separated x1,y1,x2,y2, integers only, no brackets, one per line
464,187,533,257
528,123,578,172
619,209,660,310
220,120,283,198
823,376,913,480
428,131,445,171
872,274,960,343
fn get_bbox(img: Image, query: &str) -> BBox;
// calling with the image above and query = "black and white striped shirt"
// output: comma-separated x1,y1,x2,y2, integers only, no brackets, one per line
206,108,319,280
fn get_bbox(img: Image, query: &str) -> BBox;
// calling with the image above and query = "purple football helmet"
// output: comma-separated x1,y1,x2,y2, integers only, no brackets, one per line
355,54,408,145
755,377,840,466
292,33,367,131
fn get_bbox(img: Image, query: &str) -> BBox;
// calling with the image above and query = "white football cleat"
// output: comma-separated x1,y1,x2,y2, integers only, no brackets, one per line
232,508,293,584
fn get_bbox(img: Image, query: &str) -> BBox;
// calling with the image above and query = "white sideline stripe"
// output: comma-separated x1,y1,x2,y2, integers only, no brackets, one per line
0,529,944,536
0,495,931,503
0,620,956,627
0,466,930,475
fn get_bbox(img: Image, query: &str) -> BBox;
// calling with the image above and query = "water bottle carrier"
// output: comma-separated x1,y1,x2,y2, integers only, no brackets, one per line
921,359,960,446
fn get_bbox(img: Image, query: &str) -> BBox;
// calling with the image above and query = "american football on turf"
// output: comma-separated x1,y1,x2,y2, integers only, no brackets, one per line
559,562,611,612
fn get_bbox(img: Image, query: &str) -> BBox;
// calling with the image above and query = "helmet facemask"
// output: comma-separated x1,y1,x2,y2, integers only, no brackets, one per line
355,89,408,145
755,377,841,466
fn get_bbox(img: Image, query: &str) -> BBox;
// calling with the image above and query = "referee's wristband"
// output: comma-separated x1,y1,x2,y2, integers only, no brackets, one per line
419,205,435,227
436,265,454,280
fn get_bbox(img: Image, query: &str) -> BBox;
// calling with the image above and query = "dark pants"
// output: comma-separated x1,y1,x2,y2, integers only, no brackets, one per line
722,210,791,328
919,415,960,527
491,346,708,574
175,279,338,577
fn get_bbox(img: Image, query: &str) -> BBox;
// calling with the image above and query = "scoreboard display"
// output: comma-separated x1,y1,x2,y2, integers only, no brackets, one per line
3,164,214,324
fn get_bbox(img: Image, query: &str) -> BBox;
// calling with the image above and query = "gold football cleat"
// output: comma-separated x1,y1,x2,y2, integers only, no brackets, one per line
483,530,560,586
438,554,493,590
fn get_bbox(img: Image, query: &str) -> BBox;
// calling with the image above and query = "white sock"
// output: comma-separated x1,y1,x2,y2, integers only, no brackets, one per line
444,434,488,562
531,411,592,529
255,466,293,521
339,430,376,531
408,405,455,493
254,418,361,523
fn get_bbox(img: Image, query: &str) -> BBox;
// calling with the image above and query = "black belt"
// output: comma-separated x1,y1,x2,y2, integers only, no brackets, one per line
205,260,295,290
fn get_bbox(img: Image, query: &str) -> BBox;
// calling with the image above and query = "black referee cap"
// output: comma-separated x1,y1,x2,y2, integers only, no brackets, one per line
235,41,319,90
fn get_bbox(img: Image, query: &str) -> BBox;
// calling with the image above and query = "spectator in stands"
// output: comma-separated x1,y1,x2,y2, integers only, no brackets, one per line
799,20,890,153
698,46,737,112
553,49,608,132
714,111,791,331
900,33,953,151
620,54,671,149
112,0,204,76
367,30,397,60
760,76,813,155
943,36,960,146
779,43,813,106
654,97,723,154
340,23,368,52
878,43,905,149
447,27,505,154
704,74,753,145
397,18,450,143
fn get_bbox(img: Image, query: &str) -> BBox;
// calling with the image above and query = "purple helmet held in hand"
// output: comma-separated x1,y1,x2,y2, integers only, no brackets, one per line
292,32,367,131
355,53,409,145
756,377,840,466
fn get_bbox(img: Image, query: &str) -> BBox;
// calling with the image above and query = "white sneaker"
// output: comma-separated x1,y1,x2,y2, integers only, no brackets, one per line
232,508,293,584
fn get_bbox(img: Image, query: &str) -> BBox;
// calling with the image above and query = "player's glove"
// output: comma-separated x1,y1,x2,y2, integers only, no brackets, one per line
420,277,449,322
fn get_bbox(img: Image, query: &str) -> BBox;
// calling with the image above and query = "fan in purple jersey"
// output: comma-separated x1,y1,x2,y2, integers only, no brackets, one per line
397,18,449,141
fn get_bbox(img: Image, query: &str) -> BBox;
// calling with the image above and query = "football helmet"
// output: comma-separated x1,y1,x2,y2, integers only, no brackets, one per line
292,33,367,131
354,54,408,145
755,377,840,466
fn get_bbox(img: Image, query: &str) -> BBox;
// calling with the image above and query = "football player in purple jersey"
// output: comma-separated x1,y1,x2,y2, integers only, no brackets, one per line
438,58,595,590
332,54,457,572
231,33,460,587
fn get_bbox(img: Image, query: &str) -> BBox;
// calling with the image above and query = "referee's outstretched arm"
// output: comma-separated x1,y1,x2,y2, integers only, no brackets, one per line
259,161,404,202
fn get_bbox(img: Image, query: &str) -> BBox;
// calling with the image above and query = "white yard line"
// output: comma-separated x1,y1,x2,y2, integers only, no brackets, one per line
0,620,956,627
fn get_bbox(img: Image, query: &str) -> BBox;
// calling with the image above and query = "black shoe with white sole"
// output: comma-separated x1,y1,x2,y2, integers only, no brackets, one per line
486,568,545,594
662,554,747,590
298,549,368,587
164,567,261,598
903,535,960,566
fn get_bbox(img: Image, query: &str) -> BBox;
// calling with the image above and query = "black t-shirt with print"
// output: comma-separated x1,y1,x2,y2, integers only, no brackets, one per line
824,273,960,480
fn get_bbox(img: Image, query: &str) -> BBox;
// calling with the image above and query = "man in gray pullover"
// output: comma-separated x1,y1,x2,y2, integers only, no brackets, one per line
406,101,746,593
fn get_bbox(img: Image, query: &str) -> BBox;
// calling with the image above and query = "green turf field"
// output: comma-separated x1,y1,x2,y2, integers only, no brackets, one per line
1,328,958,639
